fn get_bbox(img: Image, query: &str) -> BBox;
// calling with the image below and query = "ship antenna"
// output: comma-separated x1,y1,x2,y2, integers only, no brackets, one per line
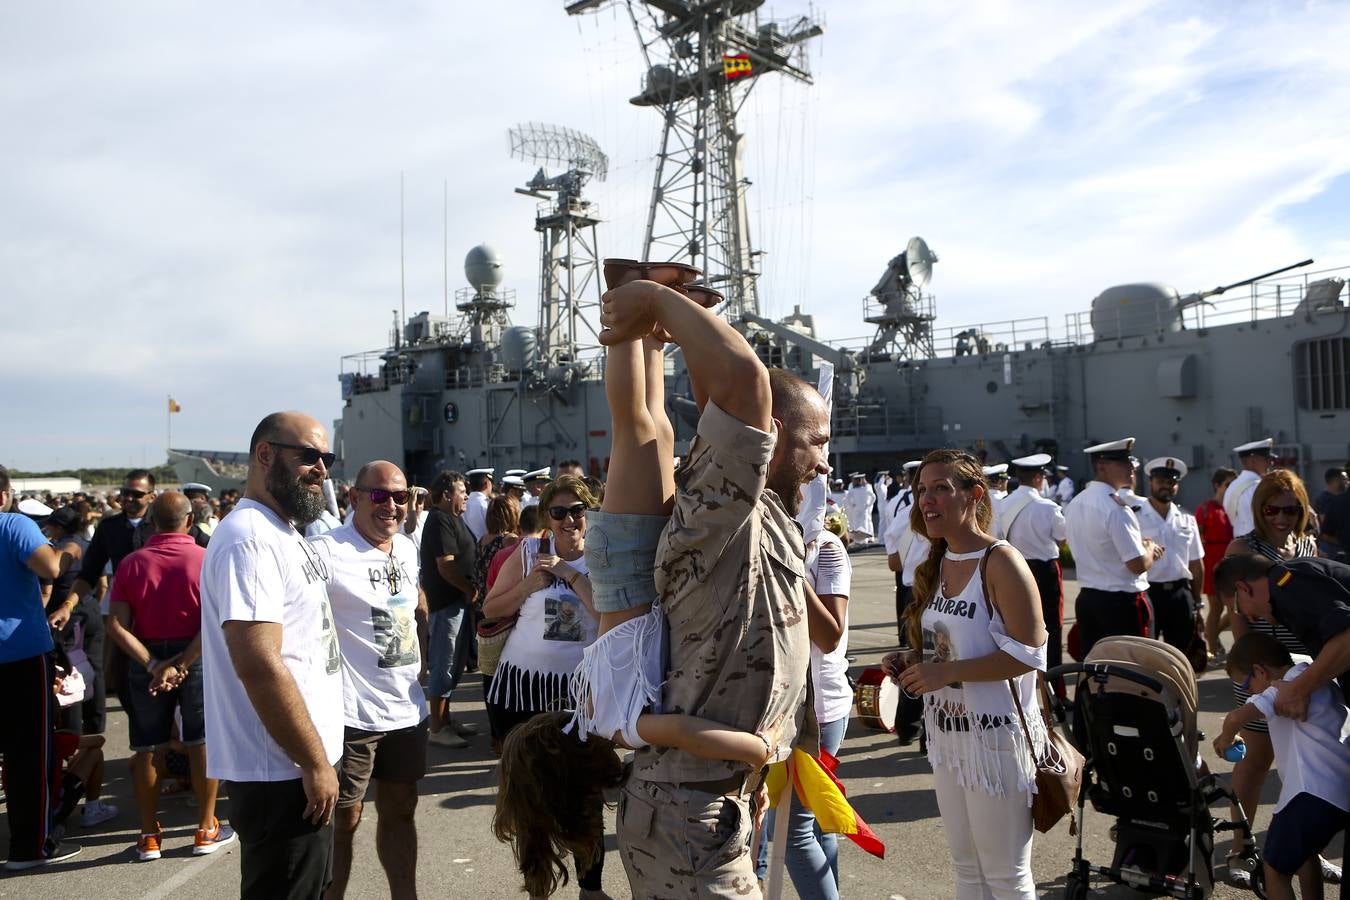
443,179,449,319
399,171,406,347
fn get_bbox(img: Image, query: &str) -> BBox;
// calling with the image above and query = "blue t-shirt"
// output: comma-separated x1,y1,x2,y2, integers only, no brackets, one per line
0,512,55,664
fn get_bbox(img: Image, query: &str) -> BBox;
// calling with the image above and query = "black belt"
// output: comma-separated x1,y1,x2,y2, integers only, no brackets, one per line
674,767,767,798
1151,578,1192,591
933,711,1013,732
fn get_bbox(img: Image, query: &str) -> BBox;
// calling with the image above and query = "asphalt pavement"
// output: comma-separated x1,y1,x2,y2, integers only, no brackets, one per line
2,547,1342,898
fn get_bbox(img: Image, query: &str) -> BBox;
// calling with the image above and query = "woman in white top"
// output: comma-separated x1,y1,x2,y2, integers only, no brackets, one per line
883,449,1048,900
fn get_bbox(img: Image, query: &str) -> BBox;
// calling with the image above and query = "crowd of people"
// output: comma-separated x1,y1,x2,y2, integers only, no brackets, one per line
1,277,1348,900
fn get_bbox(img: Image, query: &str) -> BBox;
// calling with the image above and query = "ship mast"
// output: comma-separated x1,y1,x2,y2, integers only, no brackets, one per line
566,0,822,321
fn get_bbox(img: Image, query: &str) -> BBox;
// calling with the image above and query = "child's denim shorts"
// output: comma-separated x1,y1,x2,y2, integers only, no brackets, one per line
584,510,668,613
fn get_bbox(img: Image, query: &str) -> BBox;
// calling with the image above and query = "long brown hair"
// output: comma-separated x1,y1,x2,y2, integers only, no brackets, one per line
903,449,994,648
1250,469,1313,544
492,711,624,898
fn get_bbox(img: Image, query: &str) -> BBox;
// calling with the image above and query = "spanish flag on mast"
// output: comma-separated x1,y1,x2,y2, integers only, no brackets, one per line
765,749,885,858
168,397,182,413
723,53,752,80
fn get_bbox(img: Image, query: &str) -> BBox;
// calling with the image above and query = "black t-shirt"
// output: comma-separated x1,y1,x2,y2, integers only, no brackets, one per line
420,508,477,612
1268,557,1350,687
76,512,153,586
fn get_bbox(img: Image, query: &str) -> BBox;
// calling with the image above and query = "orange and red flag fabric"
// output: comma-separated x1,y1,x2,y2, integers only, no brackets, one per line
168,398,182,413
765,749,885,859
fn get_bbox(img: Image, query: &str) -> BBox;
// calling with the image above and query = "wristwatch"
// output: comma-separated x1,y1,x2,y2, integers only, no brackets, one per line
145,657,160,672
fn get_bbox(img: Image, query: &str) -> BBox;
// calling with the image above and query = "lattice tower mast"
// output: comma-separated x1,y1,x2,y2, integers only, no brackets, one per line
566,1,822,321
509,123,609,370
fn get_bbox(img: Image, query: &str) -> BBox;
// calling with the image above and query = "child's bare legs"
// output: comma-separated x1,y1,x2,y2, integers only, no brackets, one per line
597,335,675,634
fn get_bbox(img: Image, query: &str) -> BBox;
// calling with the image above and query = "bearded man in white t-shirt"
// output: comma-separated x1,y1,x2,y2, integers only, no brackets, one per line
200,411,345,898
308,460,429,900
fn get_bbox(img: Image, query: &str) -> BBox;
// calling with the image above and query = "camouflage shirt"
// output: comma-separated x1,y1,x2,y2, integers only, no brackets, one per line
634,400,813,784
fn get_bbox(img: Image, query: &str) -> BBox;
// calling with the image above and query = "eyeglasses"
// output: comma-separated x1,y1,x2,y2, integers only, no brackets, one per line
547,504,588,522
353,487,409,505
1261,504,1302,518
269,442,336,468
120,488,149,499
1237,669,1254,692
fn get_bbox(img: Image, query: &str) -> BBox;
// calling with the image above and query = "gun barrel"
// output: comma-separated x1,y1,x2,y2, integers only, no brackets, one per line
1206,258,1314,296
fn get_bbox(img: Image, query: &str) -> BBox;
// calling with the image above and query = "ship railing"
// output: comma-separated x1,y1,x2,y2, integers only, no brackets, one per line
929,317,1052,357
445,364,513,389
831,401,944,439
861,292,937,325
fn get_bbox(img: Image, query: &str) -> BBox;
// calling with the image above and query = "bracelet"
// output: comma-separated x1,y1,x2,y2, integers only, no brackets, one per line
755,732,773,764
145,657,159,672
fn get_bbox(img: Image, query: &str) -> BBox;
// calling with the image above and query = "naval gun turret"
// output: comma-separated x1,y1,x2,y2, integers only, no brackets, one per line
1090,258,1314,340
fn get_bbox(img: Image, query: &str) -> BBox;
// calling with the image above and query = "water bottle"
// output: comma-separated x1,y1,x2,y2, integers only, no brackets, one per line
1224,739,1247,763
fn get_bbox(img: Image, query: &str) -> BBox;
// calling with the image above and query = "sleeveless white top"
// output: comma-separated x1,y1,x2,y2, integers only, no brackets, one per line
920,541,1048,801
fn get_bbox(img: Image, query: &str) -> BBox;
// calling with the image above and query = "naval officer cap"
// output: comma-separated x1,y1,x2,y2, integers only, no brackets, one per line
505,469,527,477
1083,437,1135,462
17,497,53,517
523,468,551,482
1144,457,1188,480
848,471,867,479
1010,453,1052,471
982,463,1009,477
1233,437,1274,457
502,475,526,488
181,482,212,495
902,460,923,472
466,467,495,478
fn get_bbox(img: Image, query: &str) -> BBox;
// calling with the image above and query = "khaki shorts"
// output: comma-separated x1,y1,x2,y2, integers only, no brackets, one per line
337,719,429,807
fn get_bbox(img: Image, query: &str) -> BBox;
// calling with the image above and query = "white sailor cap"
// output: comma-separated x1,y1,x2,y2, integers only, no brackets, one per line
1083,437,1135,461
1144,457,1188,480
1115,488,1145,510
902,460,923,472
523,468,551,482
181,482,212,495
18,498,53,517
504,469,527,477
1010,453,1052,470
466,467,495,478
502,476,526,488
875,470,889,477
830,478,845,487
1233,438,1274,456
848,472,867,479
1055,465,1070,472
982,464,1009,477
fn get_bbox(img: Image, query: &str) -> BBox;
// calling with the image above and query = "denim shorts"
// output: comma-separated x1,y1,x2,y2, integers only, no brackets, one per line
126,639,205,752
583,510,668,613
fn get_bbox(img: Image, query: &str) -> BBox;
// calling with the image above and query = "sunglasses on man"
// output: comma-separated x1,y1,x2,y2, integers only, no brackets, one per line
120,488,150,499
353,487,410,506
269,441,337,468
547,504,588,522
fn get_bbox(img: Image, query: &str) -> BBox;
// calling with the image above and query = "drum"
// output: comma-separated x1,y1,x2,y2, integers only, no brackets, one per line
854,666,898,732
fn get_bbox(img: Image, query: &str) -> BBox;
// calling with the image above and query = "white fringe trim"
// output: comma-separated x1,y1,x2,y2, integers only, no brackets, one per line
566,601,666,746
924,699,1049,805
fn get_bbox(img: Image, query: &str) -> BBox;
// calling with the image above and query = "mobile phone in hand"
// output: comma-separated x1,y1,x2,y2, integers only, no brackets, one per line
539,534,553,555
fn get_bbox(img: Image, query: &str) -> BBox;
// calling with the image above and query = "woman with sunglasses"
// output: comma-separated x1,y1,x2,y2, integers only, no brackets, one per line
481,474,607,897
1219,469,1338,887
882,449,1047,900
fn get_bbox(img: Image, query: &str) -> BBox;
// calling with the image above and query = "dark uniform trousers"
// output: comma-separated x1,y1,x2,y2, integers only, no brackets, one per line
1147,578,1197,653
1076,587,1151,658
1025,558,1064,672
894,576,923,740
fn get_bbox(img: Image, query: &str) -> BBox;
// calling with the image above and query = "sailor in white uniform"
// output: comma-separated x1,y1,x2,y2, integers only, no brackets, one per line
521,468,550,510
881,460,927,743
844,472,876,544
1063,438,1163,656
983,463,1009,502
1051,465,1076,504
463,467,494,540
501,475,527,506
828,478,847,514
1136,457,1206,654
995,453,1068,670
1224,438,1274,539
873,470,893,535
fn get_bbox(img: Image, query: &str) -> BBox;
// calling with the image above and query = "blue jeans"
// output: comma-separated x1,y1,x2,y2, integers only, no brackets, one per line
756,715,849,899
427,604,470,698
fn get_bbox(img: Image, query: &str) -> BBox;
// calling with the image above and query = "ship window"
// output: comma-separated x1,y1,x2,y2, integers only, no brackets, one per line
1296,338,1350,410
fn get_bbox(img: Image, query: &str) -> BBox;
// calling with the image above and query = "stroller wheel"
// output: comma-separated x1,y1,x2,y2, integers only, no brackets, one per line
1063,872,1088,900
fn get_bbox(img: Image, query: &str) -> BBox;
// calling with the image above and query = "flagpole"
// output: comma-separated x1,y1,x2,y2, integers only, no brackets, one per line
166,395,172,459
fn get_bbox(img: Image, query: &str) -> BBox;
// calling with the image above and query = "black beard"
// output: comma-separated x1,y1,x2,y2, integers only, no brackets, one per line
766,468,806,517
266,461,326,526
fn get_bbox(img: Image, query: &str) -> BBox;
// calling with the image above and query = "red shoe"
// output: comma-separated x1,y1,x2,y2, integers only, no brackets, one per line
193,818,237,856
137,824,164,861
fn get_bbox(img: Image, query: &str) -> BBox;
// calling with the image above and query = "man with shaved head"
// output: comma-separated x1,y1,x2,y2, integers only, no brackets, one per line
307,460,429,900
200,411,345,896
108,491,235,859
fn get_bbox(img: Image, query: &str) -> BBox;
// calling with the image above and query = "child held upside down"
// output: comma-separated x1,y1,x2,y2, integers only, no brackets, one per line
492,301,781,899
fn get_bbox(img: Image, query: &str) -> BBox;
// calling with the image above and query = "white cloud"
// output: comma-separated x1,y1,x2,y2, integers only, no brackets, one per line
3,0,1350,468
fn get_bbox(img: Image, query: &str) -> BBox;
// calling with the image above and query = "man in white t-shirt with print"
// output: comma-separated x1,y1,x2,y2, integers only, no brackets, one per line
200,411,344,897
309,460,429,900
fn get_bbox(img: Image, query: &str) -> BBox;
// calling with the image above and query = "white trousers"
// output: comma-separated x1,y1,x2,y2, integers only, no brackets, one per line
931,728,1038,900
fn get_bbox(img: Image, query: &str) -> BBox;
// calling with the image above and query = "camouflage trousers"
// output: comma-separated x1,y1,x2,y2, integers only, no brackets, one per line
617,779,762,899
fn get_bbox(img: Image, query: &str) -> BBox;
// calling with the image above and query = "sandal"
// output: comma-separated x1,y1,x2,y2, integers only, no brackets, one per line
1321,855,1342,884
1225,853,1256,888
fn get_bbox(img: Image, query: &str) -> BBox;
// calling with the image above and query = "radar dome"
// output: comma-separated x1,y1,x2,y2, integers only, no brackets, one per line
500,326,537,372
465,245,504,292
1090,283,1182,341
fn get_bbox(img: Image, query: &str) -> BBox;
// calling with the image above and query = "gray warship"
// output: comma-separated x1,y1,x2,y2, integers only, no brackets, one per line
179,1,1350,508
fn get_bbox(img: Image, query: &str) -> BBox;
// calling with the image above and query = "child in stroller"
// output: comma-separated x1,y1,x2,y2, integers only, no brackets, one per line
1048,635,1265,899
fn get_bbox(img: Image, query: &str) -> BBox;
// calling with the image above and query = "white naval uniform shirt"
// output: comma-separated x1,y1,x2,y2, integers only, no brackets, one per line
844,485,875,539
1135,501,1204,584
996,485,1067,562
464,490,490,540
1064,481,1148,592
1224,469,1261,539
882,495,929,586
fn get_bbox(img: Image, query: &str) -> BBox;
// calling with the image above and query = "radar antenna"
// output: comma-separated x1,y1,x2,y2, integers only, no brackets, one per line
565,1,824,321
864,236,940,359
508,123,609,372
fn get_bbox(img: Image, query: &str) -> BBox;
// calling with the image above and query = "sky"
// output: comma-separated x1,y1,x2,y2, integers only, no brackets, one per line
4,0,1350,470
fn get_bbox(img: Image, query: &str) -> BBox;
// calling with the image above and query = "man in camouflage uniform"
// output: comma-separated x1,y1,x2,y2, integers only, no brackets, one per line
599,280,831,897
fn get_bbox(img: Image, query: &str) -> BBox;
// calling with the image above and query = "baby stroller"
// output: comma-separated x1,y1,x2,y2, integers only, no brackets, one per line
1046,635,1265,899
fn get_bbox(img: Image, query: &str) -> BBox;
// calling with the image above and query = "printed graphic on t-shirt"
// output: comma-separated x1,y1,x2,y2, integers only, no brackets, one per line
373,593,419,669
319,594,341,675
543,593,585,642
922,619,963,689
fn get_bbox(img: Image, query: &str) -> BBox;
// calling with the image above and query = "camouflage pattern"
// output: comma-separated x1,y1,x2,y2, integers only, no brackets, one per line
617,780,762,899
621,400,813,894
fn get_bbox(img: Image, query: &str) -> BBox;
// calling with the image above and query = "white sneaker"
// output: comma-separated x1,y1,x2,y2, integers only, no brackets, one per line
428,727,469,749
80,800,119,827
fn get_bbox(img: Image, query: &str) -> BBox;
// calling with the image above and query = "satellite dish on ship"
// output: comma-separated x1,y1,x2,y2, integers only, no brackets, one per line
905,236,938,290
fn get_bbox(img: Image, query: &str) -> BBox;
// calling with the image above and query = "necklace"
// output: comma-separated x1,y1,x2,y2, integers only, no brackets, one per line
943,546,987,561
